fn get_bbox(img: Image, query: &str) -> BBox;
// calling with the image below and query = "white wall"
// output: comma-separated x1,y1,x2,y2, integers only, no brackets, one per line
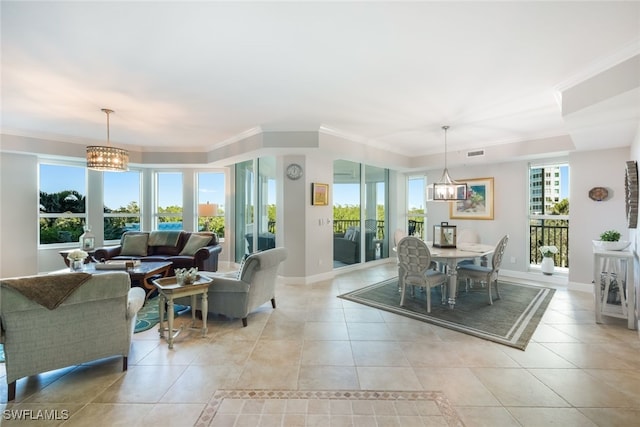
0,152,38,277
569,147,630,285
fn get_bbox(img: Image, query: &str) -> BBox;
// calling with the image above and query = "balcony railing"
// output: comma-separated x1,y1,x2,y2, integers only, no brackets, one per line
530,218,569,267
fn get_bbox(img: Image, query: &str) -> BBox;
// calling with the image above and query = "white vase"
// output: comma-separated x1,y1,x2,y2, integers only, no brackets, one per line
70,259,84,272
541,257,554,275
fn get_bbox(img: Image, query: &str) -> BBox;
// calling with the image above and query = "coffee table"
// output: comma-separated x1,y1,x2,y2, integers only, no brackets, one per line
73,261,172,300
152,276,212,349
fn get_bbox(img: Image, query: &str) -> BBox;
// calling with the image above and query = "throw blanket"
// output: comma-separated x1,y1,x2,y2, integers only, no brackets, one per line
1,273,92,310
148,231,181,246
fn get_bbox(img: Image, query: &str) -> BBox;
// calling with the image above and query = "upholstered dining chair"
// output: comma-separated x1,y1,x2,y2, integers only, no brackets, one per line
456,234,509,305
397,236,447,313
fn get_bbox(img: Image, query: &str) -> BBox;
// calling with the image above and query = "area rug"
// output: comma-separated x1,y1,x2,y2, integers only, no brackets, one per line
194,389,462,427
134,297,190,333
338,277,555,350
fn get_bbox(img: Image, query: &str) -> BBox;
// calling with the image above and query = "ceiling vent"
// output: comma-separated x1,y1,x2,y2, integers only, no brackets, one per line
466,149,485,158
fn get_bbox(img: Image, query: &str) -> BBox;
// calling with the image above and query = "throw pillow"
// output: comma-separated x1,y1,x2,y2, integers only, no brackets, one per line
344,228,355,240
350,229,360,242
179,234,212,256
120,234,149,256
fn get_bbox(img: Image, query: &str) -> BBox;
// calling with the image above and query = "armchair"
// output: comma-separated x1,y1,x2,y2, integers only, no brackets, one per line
0,272,145,401
183,247,288,327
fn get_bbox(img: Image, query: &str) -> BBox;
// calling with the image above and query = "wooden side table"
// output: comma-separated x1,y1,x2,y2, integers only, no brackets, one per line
152,276,212,349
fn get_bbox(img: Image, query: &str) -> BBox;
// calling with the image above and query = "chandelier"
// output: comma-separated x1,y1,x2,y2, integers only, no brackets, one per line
86,108,129,171
431,125,467,201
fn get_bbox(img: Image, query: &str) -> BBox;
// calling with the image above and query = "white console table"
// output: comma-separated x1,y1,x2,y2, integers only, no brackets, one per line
593,248,636,330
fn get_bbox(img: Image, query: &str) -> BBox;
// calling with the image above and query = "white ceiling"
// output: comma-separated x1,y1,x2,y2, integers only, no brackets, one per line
1,1,639,160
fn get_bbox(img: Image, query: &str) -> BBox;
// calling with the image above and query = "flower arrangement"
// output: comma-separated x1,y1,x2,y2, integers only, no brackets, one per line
539,245,558,258
67,249,88,261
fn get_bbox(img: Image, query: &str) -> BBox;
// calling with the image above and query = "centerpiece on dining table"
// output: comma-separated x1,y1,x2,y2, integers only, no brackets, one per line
433,222,457,248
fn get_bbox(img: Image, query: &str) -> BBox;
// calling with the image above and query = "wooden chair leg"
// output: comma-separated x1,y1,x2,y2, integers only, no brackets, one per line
7,381,16,401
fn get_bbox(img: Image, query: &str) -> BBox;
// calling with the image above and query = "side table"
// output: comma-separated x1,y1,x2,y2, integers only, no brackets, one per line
152,276,212,349
593,248,636,330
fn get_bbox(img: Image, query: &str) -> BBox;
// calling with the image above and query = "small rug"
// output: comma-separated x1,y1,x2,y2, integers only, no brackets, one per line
339,277,555,350
134,297,190,333
194,389,463,427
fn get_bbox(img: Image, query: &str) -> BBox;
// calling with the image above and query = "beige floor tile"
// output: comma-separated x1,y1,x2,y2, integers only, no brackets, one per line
471,368,570,407
356,367,422,390
249,340,303,366
346,322,394,341
529,368,640,408
138,403,205,427
190,340,255,366
301,340,354,366
542,342,638,369
413,367,501,406
160,365,242,403
499,342,576,368
350,340,410,367
456,406,521,427
92,365,188,403
508,407,598,426
343,307,386,323
578,408,640,427
297,366,359,389
233,361,299,389
401,341,465,367
530,324,582,343
62,403,152,427
303,322,349,340
453,342,521,367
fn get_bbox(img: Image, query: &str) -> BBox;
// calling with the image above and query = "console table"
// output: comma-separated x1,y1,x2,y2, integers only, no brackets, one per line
593,248,636,330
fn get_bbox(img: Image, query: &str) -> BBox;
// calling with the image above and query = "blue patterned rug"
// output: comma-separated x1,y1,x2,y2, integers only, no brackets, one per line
135,297,190,333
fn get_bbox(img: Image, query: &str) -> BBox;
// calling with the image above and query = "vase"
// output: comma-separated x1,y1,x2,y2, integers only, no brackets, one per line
70,259,84,272
541,256,554,275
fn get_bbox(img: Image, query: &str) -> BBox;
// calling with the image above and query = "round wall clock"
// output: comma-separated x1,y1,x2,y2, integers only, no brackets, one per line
625,161,638,229
286,163,303,180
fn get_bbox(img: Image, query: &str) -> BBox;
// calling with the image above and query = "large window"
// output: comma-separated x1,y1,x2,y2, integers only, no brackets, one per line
529,163,569,268
104,170,142,241
197,172,225,238
333,160,389,267
156,172,183,230
39,163,87,245
408,176,426,238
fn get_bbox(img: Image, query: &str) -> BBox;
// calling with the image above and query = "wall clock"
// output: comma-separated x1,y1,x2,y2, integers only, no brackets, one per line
625,161,638,229
286,163,303,180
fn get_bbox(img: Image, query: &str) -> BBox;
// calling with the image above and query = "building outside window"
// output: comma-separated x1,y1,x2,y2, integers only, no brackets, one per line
529,163,569,268
38,163,87,245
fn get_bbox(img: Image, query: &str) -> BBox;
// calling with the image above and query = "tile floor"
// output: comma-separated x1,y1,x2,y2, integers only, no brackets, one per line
1,262,639,426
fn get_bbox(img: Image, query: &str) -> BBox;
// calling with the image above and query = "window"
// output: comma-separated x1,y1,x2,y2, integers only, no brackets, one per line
104,170,142,241
529,163,569,268
156,172,183,230
39,163,87,245
197,172,225,238
408,176,426,238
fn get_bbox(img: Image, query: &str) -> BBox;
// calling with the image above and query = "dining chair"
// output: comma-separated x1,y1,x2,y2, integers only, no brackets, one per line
397,236,447,313
456,234,509,305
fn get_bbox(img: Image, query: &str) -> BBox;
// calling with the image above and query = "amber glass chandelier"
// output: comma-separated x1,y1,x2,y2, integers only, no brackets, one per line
86,108,129,171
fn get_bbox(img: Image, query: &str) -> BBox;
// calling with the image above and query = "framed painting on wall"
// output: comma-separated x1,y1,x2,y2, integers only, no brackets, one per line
450,177,494,220
311,183,329,206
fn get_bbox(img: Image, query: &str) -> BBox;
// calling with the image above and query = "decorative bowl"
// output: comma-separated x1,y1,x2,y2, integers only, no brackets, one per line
592,240,631,251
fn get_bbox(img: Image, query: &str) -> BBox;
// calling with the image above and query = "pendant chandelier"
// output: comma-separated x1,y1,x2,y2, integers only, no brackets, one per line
431,125,467,201
86,108,129,172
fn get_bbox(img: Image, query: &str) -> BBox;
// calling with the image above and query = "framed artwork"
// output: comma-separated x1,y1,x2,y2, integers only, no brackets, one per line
311,183,329,206
450,177,494,220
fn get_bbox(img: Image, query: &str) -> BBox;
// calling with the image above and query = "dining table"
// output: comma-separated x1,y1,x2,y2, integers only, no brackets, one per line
426,241,496,308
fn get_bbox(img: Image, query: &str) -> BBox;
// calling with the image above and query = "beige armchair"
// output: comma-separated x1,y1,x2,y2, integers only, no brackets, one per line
187,247,288,327
0,272,145,401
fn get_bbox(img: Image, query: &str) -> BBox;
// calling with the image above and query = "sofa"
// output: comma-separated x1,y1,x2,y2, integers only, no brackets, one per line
0,271,145,401
333,226,376,264
94,231,222,273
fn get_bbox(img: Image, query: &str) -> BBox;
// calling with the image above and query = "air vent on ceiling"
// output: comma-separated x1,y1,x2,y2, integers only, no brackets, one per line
466,149,485,158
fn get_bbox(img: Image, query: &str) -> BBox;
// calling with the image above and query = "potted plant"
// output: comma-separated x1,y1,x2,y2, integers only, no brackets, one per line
539,245,558,275
594,230,630,251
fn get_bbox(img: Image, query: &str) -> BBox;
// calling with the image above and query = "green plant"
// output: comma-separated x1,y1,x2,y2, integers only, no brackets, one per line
599,230,621,242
